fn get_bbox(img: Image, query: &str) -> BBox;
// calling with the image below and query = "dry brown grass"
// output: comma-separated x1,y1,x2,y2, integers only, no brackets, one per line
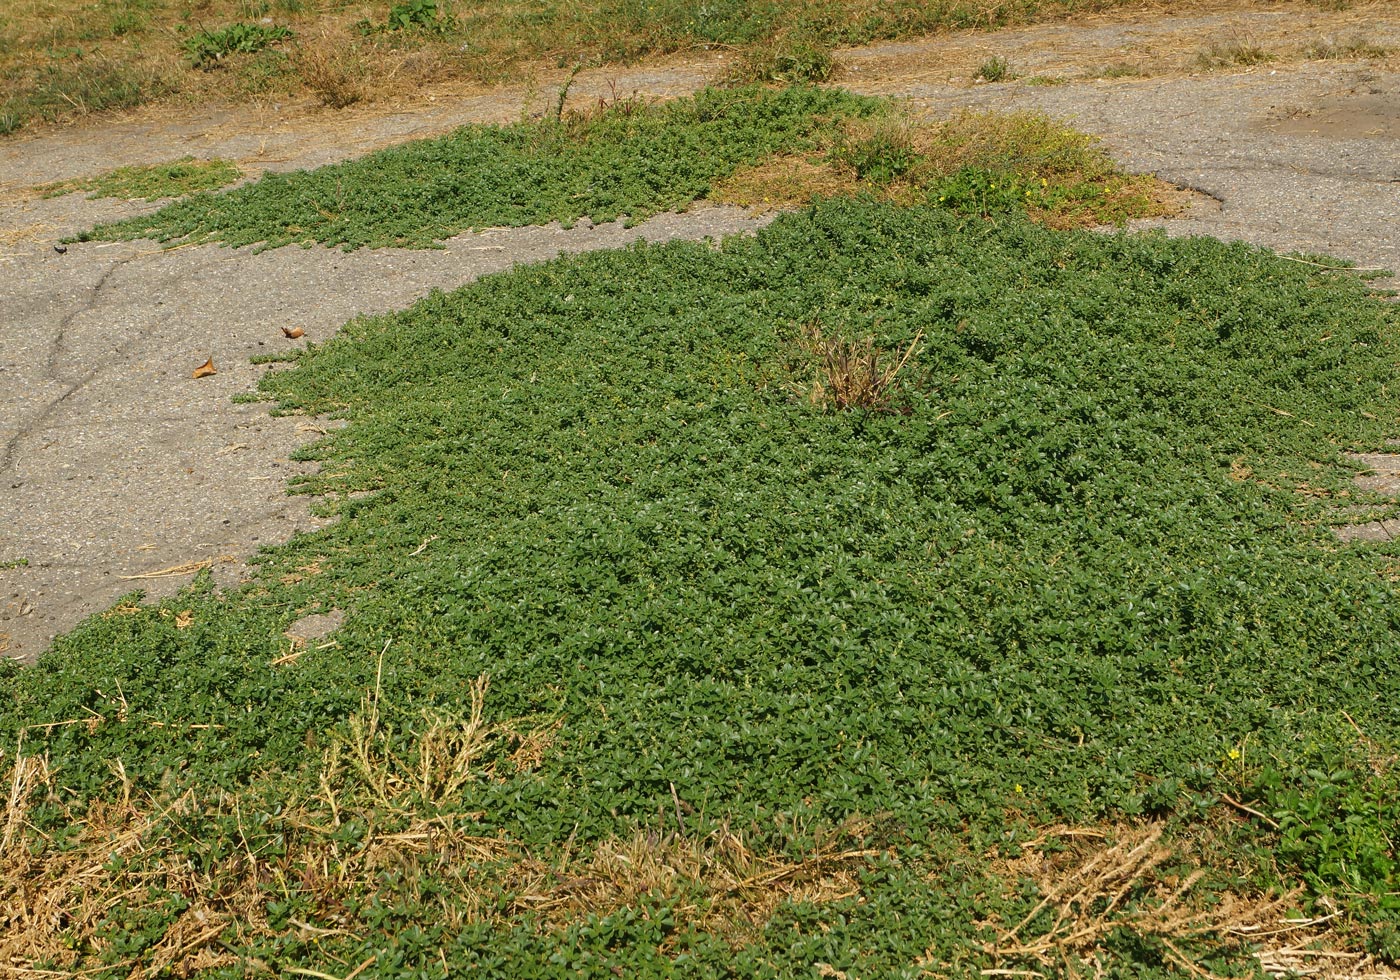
1300,33,1392,59
978,823,1400,980
292,34,370,109
0,720,881,974
793,322,925,413
7,721,1396,980
709,154,860,212
8,0,1385,135
0,662,885,973
835,0,1398,94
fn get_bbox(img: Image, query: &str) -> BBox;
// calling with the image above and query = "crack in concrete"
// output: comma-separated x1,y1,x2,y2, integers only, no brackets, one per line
1,252,142,480
43,253,135,377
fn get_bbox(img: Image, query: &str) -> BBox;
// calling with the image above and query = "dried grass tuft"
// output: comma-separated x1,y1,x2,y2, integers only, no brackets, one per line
0,722,880,974
982,823,1400,980
292,35,368,109
795,322,924,413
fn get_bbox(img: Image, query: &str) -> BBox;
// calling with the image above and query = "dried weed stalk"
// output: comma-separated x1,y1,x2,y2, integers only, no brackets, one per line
293,36,367,109
0,678,878,974
983,823,1400,980
797,323,924,413
327,672,493,808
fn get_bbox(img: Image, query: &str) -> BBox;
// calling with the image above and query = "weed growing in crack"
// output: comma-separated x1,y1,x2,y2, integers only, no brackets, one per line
78,89,1176,251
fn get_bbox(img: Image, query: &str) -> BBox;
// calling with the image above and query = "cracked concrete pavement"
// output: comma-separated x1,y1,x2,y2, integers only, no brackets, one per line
0,208,773,660
2,5,1398,660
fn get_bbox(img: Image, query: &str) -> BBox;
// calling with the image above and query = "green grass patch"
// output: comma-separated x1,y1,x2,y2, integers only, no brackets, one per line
36,156,242,201
975,54,1012,81
6,199,1400,974
73,85,883,250
724,34,836,84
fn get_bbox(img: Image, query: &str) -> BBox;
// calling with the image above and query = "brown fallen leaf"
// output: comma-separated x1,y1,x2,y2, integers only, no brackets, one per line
193,357,217,378
174,609,194,629
282,326,305,339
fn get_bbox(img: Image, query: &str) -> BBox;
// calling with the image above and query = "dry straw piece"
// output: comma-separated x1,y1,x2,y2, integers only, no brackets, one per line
797,323,924,413
0,708,880,975
981,823,1400,980
118,554,236,579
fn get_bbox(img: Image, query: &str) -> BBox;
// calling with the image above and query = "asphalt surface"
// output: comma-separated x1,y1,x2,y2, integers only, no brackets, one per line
2,9,1398,661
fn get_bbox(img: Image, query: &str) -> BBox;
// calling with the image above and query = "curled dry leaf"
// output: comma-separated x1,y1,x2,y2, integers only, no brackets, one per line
174,610,194,630
192,357,217,378
282,326,305,339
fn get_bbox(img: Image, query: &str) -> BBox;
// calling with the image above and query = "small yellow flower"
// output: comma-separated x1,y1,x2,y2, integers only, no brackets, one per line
1227,748,1241,760
1014,783,1024,794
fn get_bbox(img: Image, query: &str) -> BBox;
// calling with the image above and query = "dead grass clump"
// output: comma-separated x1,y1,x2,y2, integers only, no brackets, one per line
1085,62,1144,79
794,322,924,413
323,669,565,809
293,35,369,108
1194,37,1274,70
0,768,511,975
982,823,1400,980
1301,34,1390,60
511,820,881,945
708,154,859,213
0,717,881,975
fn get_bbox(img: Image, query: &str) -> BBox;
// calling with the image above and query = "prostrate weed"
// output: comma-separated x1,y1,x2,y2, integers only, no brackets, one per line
5,199,1400,976
73,86,1171,251
75,85,884,250
36,156,242,201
